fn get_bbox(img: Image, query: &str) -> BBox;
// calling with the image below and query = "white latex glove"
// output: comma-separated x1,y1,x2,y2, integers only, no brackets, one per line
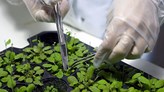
23,0,69,22
94,0,163,68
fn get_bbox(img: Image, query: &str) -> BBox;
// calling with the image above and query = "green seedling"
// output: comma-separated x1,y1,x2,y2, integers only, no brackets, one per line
14,63,44,86
23,40,54,64
14,84,35,92
5,39,12,48
44,85,58,92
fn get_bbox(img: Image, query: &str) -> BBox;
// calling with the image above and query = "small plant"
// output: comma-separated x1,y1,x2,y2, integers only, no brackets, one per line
23,40,54,64
14,84,35,92
14,63,44,86
0,68,16,91
43,85,58,92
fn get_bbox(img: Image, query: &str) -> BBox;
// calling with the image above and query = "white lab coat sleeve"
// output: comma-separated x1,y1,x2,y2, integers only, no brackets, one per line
152,0,164,25
6,0,23,5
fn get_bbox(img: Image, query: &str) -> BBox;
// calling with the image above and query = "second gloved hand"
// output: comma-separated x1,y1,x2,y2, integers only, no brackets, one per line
23,0,69,22
94,0,160,67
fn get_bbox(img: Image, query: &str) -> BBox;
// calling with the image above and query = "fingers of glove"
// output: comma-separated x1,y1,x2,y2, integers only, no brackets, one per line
93,33,120,68
94,19,129,67
94,22,124,67
93,46,109,68
108,33,134,63
23,0,69,22
49,0,70,17
126,36,148,59
60,0,69,18
35,8,54,22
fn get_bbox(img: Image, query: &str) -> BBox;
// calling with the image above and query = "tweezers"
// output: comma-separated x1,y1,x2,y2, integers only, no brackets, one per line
54,2,68,70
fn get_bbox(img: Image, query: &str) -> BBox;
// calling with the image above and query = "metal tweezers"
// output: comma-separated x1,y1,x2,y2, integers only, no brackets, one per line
54,2,68,70
40,0,96,70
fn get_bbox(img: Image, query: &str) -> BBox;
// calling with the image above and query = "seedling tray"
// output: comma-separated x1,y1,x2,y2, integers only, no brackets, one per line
0,31,164,92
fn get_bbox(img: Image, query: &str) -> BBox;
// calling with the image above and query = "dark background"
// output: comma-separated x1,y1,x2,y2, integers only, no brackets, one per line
143,24,164,68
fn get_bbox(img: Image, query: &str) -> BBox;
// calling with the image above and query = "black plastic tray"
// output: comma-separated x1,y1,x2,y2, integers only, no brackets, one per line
0,31,155,92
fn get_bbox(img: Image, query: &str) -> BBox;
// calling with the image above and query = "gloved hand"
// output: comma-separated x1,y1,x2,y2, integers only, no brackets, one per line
94,0,162,68
23,0,69,22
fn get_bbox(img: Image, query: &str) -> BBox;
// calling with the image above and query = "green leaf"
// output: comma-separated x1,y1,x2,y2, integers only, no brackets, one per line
97,79,108,85
67,44,73,51
144,90,150,92
18,86,27,92
13,75,20,79
5,51,15,61
111,81,123,89
0,89,8,92
5,39,11,47
23,47,32,53
119,88,128,92
78,84,85,89
54,45,60,52
9,51,15,61
7,75,16,89
32,39,38,42
71,87,80,92
77,43,84,48
35,69,44,75
39,53,47,60
125,79,137,84
93,84,99,87
26,54,33,59
89,86,100,92
34,66,41,71
86,66,95,81
33,56,42,64
38,41,44,48
97,84,107,90
75,50,83,57
42,64,52,68
0,68,8,77
6,65,13,74
18,76,25,81
54,53,62,61
27,84,35,92
79,68,86,72
34,76,41,80
25,78,33,83
150,78,158,85
155,80,164,88
51,65,58,72
132,73,142,79
138,76,150,86
33,46,41,53
15,53,24,59
67,76,78,86
43,46,51,51
24,63,31,70
47,56,55,63
3,57,9,64
33,80,43,86
55,69,63,78
44,50,53,55
77,72,84,82
66,31,71,36
157,88,164,92
0,82,2,87
128,87,135,92
1,77,8,83
82,89,88,92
